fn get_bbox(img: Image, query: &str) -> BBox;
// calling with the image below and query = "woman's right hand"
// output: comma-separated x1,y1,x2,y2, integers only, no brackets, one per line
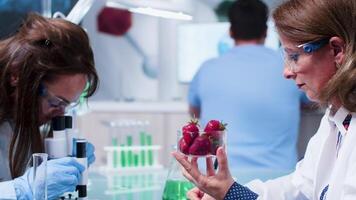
172,147,235,200
46,157,85,199
13,157,84,200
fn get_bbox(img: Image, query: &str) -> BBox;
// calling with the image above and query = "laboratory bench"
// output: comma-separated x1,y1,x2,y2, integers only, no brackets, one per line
80,167,292,200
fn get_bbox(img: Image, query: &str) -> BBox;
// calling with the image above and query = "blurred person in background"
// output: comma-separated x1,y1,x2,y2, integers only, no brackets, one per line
188,0,306,172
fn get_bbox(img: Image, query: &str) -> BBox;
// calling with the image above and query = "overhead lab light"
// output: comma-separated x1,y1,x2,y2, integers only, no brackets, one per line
106,0,193,21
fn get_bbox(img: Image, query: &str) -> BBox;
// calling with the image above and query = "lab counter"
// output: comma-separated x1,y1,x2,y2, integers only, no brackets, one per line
82,168,292,200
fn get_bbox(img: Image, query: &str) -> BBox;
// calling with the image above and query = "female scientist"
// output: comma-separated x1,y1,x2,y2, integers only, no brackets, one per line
173,0,356,199
0,13,98,199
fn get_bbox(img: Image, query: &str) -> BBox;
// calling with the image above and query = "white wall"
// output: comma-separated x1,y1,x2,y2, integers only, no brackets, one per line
82,0,217,102
83,0,159,101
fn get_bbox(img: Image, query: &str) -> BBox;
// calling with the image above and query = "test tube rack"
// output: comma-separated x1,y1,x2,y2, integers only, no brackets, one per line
104,145,162,170
102,119,163,171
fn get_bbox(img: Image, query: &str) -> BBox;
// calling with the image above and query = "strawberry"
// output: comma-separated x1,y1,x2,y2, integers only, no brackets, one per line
188,134,211,156
178,137,190,154
204,120,226,132
204,120,227,155
208,131,223,155
182,118,200,145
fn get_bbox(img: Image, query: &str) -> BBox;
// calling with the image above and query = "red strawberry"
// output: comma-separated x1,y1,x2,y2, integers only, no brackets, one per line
188,134,211,156
182,118,199,145
204,120,227,155
204,120,226,132
208,131,224,155
178,138,190,154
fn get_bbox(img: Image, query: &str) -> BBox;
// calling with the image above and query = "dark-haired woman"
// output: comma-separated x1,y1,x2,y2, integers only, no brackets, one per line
0,13,99,199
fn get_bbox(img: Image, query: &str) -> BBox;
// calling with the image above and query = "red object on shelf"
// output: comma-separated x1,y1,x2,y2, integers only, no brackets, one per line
97,7,132,36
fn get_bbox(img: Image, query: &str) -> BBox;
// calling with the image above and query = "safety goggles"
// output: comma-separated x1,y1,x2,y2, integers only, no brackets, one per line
281,38,330,72
39,83,80,111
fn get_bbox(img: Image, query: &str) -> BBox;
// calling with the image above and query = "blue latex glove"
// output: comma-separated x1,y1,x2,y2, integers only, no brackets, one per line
13,157,85,200
72,141,95,166
87,142,96,166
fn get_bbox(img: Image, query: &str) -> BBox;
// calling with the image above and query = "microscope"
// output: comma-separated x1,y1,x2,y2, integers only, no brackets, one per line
45,116,88,200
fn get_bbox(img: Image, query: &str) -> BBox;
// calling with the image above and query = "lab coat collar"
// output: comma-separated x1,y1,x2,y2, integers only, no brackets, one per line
328,106,350,136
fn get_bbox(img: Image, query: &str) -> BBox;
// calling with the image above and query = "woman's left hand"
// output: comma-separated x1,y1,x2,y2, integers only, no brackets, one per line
172,147,234,200
187,187,216,200
86,142,96,165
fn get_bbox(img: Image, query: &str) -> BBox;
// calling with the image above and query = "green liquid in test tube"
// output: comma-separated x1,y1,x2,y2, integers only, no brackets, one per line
120,144,126,167
140,132,146,166
127,136,133,167
134,154,139,167
112,138,118,168
146,134,153,166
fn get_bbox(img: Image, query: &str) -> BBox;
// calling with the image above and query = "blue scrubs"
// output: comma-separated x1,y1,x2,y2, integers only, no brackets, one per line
189,45,303,171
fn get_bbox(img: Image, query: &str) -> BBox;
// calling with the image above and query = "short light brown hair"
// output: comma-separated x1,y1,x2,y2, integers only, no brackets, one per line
273,0,356,112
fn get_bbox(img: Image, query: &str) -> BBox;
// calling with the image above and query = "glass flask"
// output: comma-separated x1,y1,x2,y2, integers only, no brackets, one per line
162,147,194,200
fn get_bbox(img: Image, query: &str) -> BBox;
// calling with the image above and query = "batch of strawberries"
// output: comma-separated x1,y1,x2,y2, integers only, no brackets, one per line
178,119,227,156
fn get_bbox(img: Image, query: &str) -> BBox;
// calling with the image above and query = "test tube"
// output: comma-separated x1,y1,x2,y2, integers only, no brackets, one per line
109,121,120,168
146,134,153,166
138,121,146,167
32,153,48,200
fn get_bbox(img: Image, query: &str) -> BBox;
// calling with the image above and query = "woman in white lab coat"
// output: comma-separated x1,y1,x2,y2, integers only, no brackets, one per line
0,13,98,199
173,0,356,199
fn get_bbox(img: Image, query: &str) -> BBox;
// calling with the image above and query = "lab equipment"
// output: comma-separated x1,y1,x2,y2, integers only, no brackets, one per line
162,148,194,200
76,139,88,199
44,116,92,199
45,116,67,159
103,119,162,170
32,153,48,200
65,115,76,156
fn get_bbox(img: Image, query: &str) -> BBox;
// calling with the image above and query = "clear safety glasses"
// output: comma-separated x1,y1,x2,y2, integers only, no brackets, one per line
39,84,80,111
281,38,330,72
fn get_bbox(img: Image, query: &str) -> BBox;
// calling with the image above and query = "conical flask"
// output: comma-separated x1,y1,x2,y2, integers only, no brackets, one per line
162,147,194,200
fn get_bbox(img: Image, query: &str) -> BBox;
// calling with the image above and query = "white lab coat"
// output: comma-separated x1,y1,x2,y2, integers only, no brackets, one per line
0,121,17,199
246,106,356,199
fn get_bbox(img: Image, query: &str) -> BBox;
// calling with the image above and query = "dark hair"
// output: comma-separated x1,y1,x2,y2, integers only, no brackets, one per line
0,13,99,178
273,0,356,112
228,0,268,40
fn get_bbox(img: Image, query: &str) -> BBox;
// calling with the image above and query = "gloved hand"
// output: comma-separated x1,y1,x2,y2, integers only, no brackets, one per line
86,142,96,166
13,157,85,200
